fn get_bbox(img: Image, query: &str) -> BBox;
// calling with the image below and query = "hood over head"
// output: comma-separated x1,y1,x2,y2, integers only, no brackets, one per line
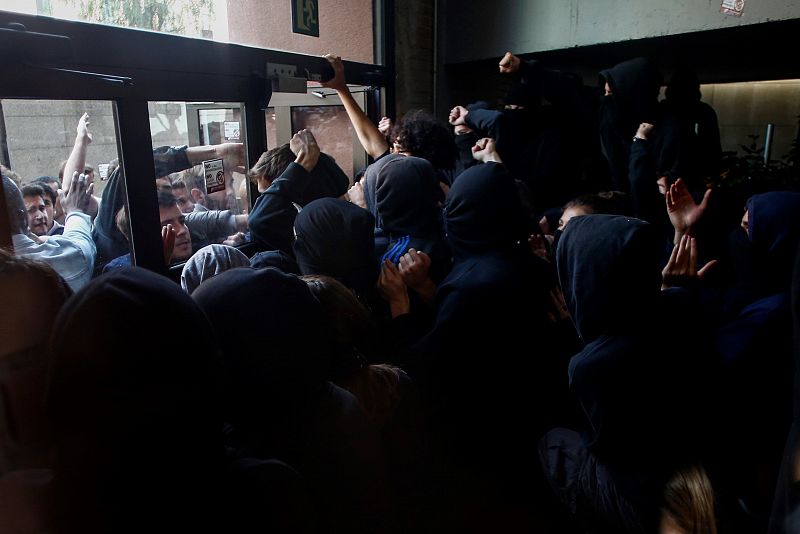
445,162,526,259
556,214,663,342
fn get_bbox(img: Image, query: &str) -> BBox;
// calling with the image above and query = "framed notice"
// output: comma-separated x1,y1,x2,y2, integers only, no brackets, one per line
292,0,319,37
202,158,226,195
224,121,240,140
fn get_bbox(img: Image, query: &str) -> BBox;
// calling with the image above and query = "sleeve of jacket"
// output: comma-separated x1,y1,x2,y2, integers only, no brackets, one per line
248,162,313,254
628,138,662,223
184,209,237,240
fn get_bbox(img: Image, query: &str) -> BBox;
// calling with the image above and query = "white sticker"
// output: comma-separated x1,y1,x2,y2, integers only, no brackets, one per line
720,0,744,17
202,158,226,194
224,121,240,140
98,163,109,179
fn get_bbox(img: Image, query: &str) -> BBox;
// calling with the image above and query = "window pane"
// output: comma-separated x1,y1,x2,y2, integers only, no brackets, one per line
6,0,377,64
148,101,249,266
1,99,119,292
266,107,278,151
291,105,355,179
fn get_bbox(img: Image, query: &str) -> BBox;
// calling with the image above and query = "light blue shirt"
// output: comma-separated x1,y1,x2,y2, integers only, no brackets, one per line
12,212,96,292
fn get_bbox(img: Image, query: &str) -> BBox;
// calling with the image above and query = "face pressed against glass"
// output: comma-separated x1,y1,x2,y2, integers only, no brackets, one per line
159,205,192,262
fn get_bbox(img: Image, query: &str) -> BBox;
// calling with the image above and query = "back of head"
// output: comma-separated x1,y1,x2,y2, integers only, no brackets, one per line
0,251,70,473
250,249,300,274
556,214,662,342
192,267,331,419
180,244,251,295
45,267,220,533
445,162,525,258
391,109,457,171
293,197,377,295
249,144,295,183
661,465,717,534
564,191,629,217
3,174,28,234
302,274,377,361
375,155,443,238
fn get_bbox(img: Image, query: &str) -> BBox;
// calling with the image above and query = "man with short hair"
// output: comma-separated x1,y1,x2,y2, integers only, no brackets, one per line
24,182,64,236
170,178,197,214
158,192,193,262
32,176,64,226
20,184,51,237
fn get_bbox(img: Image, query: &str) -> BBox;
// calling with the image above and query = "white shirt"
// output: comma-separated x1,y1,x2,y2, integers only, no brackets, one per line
12,212,96,292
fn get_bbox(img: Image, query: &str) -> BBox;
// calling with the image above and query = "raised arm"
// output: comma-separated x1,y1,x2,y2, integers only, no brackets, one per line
62,113,92,193
321,54,389,159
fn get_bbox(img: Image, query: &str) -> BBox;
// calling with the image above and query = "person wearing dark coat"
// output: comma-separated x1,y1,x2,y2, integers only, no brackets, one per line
769,241,800,534
415,162,555,496
45,267,222,534
192,267,395,534
714,192,800,529
360,154,451,283
542,214,705,533
293,197,380,310
660,67,722,187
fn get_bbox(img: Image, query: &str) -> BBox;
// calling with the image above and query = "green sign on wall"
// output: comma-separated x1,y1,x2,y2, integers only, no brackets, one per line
292,0,319,37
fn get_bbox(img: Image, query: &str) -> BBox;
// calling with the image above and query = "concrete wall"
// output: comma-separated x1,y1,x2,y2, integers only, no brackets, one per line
441,0,800,64
703,80,800,160
226,0,373,64
2,100,118,195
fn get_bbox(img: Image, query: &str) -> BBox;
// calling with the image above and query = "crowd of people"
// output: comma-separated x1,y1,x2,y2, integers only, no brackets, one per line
1,50,799,533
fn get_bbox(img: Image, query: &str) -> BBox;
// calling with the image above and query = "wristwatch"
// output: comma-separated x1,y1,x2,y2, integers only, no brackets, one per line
632,136,647,143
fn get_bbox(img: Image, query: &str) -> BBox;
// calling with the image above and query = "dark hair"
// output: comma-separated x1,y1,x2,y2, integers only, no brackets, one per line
170,178,188,191
391,109,457,171
157,191,179,209
31,177,59,205
20,183,48,202
33,175,60,189
249,144,295,184
2,175,28,234
564,191,628,216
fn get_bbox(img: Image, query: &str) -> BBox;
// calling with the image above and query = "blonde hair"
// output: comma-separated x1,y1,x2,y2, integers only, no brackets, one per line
661,464,717,534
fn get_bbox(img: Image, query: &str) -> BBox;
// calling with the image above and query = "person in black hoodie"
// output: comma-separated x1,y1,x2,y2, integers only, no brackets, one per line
359,154,451,284
542,214,707,533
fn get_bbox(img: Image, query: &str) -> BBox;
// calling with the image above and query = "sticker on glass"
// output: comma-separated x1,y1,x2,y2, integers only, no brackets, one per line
203,158,226,194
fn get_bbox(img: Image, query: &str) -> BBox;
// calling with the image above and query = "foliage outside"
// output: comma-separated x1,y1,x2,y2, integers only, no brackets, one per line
59,0,214,34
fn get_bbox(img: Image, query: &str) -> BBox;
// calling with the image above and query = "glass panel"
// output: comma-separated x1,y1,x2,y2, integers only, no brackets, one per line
148,101,249,266
291,105,355,179
6,0,377,64
266,107,278,151
0,99,120,291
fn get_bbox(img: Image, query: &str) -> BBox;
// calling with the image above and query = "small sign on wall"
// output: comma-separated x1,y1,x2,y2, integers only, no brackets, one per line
224,121,240,140
292,0,319,37
720,0,745,17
